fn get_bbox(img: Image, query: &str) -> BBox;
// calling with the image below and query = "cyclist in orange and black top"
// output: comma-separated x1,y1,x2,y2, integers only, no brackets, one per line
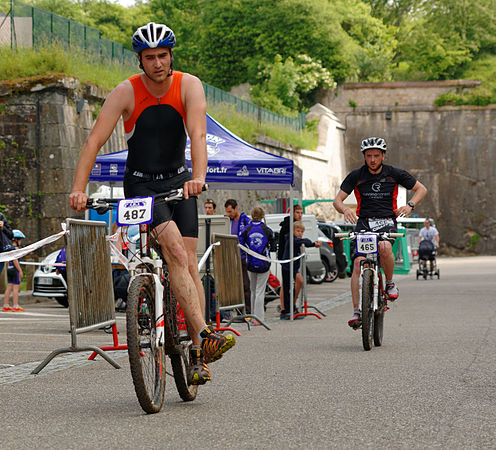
69,22,235,385
333,137,427,328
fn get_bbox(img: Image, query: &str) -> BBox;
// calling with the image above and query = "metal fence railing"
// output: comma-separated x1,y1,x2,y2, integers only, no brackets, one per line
0,0,306,131
203,82,307,130
0,0,137,70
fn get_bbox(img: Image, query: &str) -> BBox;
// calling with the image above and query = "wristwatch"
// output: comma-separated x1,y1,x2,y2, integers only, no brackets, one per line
407,201,415,209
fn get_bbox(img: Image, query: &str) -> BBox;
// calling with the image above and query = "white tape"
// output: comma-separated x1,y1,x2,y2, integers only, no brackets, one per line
0,224,67,263
19,261,66,267
109,240,129,270
237,243,305,264
198,241,220,272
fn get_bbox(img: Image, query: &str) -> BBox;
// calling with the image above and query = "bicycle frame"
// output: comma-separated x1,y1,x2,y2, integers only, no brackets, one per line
127,223,165,349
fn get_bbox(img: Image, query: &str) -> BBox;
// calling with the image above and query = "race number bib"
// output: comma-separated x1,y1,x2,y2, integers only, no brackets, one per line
356,233,378,254
117,197,153,226
368,218,394,232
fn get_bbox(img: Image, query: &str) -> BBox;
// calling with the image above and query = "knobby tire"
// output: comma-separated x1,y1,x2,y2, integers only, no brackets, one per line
126,276,166,414
163,277,198,402
373,279,385,347
361,268,374,351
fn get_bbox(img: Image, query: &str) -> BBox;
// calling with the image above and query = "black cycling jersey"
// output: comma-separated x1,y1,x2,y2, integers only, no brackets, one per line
340,164,416,218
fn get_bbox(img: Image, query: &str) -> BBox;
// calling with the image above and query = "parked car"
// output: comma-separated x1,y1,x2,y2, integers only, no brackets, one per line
318,222,350,277
317,229,338,282
265,213,326,284
32,249,68,307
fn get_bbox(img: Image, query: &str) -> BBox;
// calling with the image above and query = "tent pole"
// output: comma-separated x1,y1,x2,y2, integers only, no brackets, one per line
289,186,294,321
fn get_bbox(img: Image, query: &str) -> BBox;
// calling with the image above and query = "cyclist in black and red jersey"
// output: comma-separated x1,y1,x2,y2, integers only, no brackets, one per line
69,22,235,385
333,137,427,328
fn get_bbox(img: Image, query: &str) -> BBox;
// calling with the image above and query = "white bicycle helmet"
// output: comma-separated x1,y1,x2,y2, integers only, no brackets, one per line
132,22,176,53
361,137,387,153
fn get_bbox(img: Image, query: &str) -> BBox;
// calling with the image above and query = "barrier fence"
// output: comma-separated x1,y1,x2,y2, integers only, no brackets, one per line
31,219,124,375
0,0,307,131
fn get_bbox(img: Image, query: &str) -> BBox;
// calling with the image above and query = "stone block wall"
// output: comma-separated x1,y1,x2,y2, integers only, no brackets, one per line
0,75,125,261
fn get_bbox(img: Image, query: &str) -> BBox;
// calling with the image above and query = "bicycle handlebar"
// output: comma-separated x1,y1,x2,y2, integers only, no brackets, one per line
335,231,405,239
86,185,208,214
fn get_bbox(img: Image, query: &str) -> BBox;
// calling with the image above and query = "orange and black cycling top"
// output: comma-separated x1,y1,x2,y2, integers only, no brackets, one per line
124,72,187,174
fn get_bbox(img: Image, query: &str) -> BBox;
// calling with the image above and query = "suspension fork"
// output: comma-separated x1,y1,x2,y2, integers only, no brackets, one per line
360,259,379,312
136,223,165,348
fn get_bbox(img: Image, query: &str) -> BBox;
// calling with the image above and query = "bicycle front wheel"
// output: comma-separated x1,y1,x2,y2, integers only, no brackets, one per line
126,276,166,414
361,268,374,351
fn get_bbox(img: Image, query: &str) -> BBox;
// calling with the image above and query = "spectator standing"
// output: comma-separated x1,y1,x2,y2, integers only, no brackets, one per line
2,230,25,312
418,218,439,248
277,204,304,311
0,211,14,276
204,199,217,215
418,218,439,274
240,207,274,322
280,221,321,320
224,199,251,313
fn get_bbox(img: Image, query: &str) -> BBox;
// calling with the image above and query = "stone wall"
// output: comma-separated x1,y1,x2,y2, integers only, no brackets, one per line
0,75,125,260
318,81,496,254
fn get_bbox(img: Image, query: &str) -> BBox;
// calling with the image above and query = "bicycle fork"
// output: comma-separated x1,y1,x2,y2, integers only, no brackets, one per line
360,262,380,313
153,275,165,348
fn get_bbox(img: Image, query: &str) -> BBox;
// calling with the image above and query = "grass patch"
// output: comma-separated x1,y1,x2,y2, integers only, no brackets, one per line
0,44,138,89
207,103,318,150
434,54,496,107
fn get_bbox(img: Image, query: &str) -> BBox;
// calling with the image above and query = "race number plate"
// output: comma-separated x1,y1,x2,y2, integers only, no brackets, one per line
117,197,153,226
356,233,378,254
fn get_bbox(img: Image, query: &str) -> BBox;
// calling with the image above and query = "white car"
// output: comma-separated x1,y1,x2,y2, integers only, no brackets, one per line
32,249,68,307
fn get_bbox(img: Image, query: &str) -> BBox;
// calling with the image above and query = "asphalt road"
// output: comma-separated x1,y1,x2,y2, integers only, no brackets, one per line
0,256,495,449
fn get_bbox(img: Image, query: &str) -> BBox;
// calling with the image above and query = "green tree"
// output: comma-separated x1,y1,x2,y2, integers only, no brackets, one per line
250,54,335,114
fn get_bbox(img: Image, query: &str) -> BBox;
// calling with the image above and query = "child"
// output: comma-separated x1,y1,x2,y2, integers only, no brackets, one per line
2,229,25,312
280,221,321,320
240,206,275,323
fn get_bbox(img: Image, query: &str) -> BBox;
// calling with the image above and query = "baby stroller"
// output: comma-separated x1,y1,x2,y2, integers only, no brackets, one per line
416,239,440,280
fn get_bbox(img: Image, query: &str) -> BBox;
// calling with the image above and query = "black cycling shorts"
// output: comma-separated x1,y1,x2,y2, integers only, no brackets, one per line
351,217,397,262
123,170,198,238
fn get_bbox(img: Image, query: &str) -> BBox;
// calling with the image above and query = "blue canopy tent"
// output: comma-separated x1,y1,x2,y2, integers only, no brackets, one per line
89,114,297,190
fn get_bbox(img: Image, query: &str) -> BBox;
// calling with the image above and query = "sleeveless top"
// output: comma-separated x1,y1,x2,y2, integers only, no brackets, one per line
124,71,187,173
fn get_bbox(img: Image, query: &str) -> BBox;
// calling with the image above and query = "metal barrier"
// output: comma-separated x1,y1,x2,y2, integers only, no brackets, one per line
32,219,122,374
211,233,270,332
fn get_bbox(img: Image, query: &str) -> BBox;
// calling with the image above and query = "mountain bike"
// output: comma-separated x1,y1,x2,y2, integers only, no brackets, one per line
336,231,404,351
87,189,198,413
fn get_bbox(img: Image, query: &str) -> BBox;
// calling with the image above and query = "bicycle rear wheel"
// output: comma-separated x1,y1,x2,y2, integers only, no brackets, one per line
361,268,374,351
126,276,166,414
373,287,385,347
163,280,198,402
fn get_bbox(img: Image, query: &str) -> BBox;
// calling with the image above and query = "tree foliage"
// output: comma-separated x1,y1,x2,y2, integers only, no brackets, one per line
17,0,496,110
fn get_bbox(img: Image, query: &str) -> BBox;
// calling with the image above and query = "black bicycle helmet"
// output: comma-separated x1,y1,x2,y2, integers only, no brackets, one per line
361,137,387,153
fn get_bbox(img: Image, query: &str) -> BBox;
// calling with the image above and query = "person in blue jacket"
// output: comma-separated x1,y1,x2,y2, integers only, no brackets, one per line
240,207,275,322
280,221,321,320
